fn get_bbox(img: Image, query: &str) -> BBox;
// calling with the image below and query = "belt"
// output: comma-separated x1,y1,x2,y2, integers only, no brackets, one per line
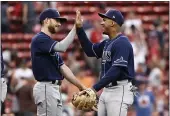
52,80,62,85
105,79,131,88
39,80,62,85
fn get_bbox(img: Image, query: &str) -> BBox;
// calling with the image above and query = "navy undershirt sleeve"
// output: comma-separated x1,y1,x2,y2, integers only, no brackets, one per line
76,27,106,58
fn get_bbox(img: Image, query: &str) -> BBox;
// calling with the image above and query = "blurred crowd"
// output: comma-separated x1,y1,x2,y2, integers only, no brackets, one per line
1,1,169,116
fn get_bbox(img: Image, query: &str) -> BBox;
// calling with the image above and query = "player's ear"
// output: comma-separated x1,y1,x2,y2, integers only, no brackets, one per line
111,21,115,27
45,18,51,25
44,18,48,24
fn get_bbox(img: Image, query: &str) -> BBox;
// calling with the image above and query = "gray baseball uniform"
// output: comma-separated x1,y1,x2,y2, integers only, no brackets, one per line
76,9,135,116
31,8,76,116
1,46,7,114
31,31,65,116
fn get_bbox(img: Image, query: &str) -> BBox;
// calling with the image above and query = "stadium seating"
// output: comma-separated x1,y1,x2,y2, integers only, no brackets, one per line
2,1,169,59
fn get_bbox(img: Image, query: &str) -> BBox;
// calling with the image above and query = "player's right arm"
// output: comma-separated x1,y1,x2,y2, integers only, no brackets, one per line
53,25,76,52
75,10,105,58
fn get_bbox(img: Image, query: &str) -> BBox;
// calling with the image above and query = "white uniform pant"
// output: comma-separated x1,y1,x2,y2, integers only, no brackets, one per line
33,82,62,116
0,78,7,114
98,80,134,116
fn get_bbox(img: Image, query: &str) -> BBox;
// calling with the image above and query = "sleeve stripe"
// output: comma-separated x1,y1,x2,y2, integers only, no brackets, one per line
92,44,99,58
59,63,64,66
56,52,64,67
49,41,57,53
112,64,127,67
114,61,128,63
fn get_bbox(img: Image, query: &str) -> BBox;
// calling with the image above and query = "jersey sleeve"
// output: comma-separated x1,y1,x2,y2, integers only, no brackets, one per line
92,39,107,58
112,41,130,67
37,37,57,53
56,53,64,67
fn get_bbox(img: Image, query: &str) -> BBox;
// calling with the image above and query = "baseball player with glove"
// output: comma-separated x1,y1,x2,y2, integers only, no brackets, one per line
0,46,7,114
74,9,135,116
31,8,86,116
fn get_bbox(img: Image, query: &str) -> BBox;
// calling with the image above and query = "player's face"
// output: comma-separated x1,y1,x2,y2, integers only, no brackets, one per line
101,18,116,35
47,19,61,34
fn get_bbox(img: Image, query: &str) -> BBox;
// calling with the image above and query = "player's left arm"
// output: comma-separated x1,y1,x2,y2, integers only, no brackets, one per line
93,66,121,92
55,53,86,91
93,41,131,92
60,64,86,91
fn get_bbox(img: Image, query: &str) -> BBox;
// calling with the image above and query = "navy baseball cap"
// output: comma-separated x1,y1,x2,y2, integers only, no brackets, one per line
39,8,67,23
98,9,124,26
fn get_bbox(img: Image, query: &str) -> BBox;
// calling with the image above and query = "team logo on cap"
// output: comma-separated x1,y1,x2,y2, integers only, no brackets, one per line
56,11,60,15
112,16,115,18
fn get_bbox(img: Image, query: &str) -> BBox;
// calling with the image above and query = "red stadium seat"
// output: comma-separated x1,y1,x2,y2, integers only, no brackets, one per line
140,15,158,23
153,6,169,13
143,24,154,31
18,51,30,58
23,34,34,41
136,6,153,14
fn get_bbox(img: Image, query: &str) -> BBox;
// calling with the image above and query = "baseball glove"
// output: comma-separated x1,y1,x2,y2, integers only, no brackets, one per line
72,88,97,111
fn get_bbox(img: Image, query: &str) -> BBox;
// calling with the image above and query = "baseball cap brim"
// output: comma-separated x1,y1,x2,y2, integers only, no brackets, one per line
55,17,67,23
98,13,112,20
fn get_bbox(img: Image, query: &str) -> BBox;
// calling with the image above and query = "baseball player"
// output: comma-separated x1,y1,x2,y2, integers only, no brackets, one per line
0,46,7,114
31,8,86,116
75,9,135,116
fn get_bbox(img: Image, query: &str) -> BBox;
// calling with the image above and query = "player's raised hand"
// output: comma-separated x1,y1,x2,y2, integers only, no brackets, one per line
75,10,83,28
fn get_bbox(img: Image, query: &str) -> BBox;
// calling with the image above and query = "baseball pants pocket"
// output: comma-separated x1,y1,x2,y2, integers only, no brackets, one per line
33,83,63,116
35,95,63,116
37,100,46,116
33,84,45,105
123,84,134,105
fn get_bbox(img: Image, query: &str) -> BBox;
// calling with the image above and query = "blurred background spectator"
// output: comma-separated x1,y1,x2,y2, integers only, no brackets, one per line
134,79,156,116
1,1,169,116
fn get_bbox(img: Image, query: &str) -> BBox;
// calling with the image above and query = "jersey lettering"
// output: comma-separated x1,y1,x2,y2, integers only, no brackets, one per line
102,51,111,62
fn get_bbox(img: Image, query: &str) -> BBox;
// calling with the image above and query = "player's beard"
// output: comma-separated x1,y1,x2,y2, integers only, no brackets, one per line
48,24,56,34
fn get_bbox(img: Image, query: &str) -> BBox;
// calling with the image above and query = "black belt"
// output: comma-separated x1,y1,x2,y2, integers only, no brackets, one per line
52,80,62,85
39,80,62,85
105,79,132,88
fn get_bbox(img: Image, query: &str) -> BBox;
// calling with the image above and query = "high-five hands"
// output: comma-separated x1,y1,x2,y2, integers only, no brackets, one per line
75,10,83,28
